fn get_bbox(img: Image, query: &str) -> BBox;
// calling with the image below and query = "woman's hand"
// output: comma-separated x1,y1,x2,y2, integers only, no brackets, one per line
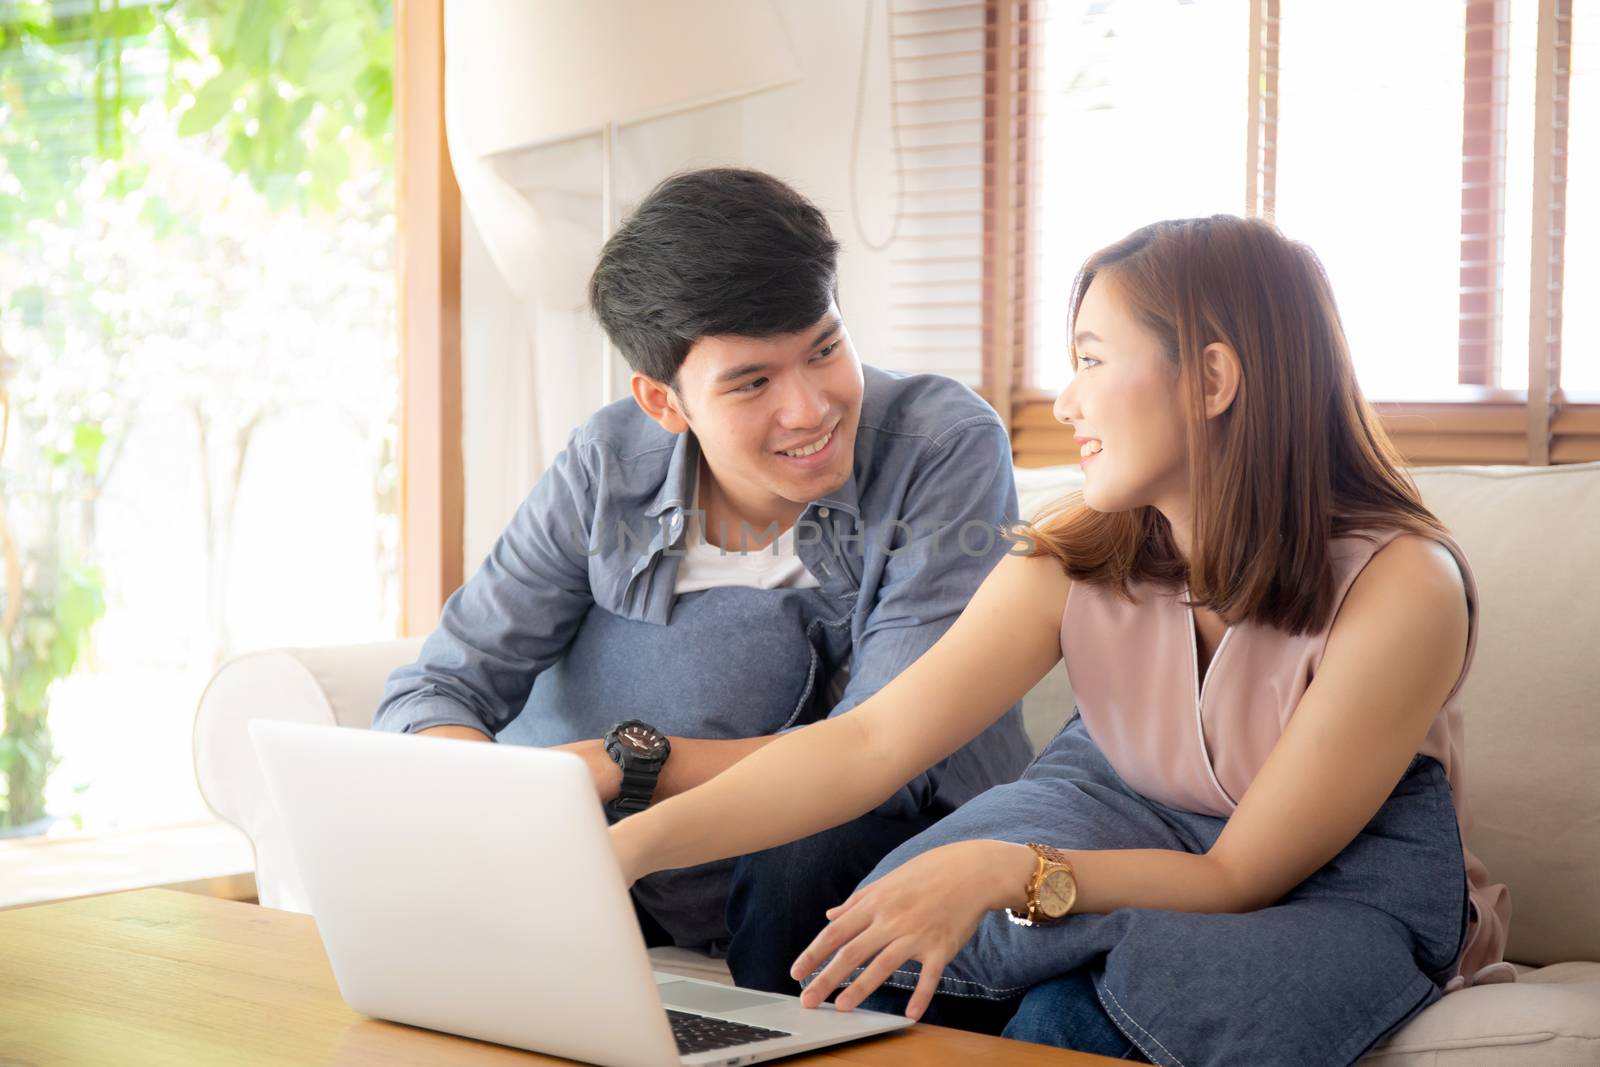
789,839,1036,1020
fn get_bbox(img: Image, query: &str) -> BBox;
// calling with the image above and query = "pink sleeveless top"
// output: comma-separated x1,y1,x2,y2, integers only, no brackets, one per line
1061,528,1511,984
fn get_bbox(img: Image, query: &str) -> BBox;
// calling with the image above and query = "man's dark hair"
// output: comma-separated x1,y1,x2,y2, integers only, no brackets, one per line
588,168,840,386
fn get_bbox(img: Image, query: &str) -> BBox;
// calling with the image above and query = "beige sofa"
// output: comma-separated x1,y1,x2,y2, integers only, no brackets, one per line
194,462,1600,1065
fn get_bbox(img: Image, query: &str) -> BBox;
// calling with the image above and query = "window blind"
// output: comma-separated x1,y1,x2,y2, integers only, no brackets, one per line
882,0,1031,409
931,0,1596,464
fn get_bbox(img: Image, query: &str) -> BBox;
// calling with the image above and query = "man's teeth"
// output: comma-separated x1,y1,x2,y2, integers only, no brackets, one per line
782,430,833,458
1080,441,1103,458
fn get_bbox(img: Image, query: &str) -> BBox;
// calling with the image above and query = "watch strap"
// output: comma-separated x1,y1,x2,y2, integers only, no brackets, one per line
603,722,668,818
1006,842,1075,927
610,761,661,814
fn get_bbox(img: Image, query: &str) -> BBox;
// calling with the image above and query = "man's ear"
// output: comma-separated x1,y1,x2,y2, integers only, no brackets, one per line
1200,342,1242,420
631,373,691,434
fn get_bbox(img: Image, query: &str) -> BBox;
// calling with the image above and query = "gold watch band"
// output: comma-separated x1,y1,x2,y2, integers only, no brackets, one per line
1012,842,1076,927
1029,842,1073,868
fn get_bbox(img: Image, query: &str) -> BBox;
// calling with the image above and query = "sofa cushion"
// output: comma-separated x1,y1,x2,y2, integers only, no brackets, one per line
1361,961,1600,1065
1014,466,1086,750
1409,463,1600,967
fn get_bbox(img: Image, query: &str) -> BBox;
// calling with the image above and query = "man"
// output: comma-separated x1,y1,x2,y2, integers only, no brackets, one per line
375,168,1033,993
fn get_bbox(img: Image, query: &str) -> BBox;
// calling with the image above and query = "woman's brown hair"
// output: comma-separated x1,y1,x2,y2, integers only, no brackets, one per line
1027,215,1443,635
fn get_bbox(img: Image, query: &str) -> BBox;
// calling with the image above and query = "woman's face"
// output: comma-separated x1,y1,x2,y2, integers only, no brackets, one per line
1053,274,1190,516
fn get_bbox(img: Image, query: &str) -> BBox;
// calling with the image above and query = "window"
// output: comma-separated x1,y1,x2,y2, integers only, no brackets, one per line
1275,2,1486,399
0,3,397,873
978,0,1598,466
1562,2,1599,395
1029,0,1249,393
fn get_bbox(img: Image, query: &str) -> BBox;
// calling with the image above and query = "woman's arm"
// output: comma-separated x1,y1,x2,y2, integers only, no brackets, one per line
795,534,1474,1017
1194,534,1471,908
1027,535,1471,916
610,551,1069,882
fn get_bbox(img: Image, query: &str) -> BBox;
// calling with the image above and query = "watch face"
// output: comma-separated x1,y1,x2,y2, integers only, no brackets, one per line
1039,869,1076,919
618,723,664,759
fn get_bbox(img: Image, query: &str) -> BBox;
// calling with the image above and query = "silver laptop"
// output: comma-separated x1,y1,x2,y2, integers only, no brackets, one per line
248,720,912,1066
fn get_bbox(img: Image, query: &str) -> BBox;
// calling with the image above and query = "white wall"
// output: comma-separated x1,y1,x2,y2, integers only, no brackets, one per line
461,0,903,572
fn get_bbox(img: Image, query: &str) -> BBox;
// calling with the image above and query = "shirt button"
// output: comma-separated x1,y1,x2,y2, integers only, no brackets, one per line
817,506,831,518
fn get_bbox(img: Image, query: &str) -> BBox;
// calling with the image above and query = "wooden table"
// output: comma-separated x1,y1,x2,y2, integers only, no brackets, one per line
0,890,1119,1065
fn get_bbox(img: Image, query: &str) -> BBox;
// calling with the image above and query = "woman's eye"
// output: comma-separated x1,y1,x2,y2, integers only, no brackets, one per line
1077,356,1100,369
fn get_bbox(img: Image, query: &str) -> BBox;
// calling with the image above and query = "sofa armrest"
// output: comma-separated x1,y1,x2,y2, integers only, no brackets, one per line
191,638,425,913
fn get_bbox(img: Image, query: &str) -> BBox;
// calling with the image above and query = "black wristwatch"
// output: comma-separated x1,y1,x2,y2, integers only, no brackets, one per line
603,720,671,818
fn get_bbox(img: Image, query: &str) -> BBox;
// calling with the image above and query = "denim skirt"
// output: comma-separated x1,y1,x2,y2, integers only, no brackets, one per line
827,715,1470,1067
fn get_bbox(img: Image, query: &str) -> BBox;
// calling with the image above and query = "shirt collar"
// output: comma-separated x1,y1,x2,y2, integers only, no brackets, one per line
643,431,698,519
812,464,862,521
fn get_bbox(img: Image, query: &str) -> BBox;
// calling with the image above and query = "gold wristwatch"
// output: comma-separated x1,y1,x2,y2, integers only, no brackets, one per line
1005,843,1078,927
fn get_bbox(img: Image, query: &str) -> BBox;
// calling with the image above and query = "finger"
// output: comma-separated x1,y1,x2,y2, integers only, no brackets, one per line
823,888,865,921
905,952,951,1022
835,938,916,1012
801,929,883,1009
791,907,873,983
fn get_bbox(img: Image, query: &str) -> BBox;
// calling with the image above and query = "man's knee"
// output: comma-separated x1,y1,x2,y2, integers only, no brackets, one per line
731,811,939,906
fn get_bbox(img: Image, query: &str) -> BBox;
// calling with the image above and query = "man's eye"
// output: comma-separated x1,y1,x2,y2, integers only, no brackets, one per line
814,341,840,359
736,377,768,393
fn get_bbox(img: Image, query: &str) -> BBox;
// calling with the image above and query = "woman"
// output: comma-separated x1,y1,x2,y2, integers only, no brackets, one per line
611,216,1512,1065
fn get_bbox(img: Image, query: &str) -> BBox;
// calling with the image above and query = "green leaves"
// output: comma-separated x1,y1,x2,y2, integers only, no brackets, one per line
43,421,107,479
233,0,278,72
0,559,106,725
302,19,365,96
0,735,47,778
0,537,105,829
54,565,106,657
309,138,350,211
3,0,393,235
167,0,394,213
176,66,247,136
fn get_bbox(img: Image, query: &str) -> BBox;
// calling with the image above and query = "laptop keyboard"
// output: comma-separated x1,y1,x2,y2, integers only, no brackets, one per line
667,1008,791,1055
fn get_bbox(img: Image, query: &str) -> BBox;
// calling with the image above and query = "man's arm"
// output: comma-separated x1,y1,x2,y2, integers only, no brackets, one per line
549,734,782,804
416,725,494,741
374,432,598,738
826,416,1021,816
558,419,1018,809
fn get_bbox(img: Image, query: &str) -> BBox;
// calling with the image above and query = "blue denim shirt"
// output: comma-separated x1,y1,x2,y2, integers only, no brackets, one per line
375,365,1033,818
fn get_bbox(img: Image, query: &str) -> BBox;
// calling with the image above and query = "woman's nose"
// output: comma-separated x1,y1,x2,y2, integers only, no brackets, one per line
1053,380,1079,425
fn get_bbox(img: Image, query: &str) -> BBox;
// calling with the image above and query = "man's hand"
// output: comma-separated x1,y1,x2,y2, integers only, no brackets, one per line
551,738,622,803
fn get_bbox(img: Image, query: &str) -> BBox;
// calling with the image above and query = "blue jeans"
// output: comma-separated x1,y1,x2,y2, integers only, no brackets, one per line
860,968,1147,1060
1003,969,1149,1060
719,809,943,994
826,716,1469,1067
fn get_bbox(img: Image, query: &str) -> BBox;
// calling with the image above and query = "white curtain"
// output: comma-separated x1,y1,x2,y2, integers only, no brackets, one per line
448,0,902,573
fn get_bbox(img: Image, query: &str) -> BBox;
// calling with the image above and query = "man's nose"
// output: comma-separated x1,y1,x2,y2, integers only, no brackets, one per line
777,375,829,428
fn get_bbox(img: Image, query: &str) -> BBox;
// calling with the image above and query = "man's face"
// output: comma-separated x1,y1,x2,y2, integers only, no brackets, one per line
670,305,864,517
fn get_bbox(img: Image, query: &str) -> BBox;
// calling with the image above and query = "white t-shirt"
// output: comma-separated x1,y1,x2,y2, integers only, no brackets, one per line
673,469,822,594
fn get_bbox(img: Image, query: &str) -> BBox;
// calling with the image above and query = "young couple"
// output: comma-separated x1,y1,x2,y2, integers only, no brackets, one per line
377,168,1511,1065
